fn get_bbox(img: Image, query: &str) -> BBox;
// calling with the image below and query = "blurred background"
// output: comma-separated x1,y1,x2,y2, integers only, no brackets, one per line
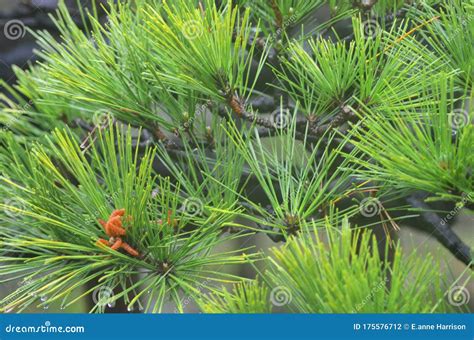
0,0,472,313
1,0,61,85
0,0,107,87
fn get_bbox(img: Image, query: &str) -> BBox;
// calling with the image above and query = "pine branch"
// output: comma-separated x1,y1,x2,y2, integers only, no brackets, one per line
345,77,473,203
198,280,272,313
223,110,360,237
263,219,457,313
406,194,472,267
0,125,255,313
1,0,472,314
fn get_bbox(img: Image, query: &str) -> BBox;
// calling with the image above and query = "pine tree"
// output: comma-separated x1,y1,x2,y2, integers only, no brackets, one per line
0,0,472,313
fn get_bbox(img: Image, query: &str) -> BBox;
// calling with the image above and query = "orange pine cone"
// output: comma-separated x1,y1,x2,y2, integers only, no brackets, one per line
110,209,125,219
121,242,140,257
106,216,126,236
96,209,139,257
228,95,244,117
110,238,123,250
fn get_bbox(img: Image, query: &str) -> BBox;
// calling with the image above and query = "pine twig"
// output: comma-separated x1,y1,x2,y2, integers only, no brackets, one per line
406,195,472,268
309,105,357,137
269,0,284,30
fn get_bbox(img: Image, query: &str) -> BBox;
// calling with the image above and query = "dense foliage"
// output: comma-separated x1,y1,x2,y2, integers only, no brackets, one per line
0,0,472,313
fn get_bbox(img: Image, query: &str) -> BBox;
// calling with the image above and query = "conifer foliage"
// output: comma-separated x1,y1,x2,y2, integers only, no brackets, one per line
0,0,472,313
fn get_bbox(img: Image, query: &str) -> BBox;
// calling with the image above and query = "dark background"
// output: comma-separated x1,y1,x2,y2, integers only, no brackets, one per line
0,0,107,87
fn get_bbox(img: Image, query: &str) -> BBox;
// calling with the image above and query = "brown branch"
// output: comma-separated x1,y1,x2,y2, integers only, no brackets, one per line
226,93,277,129
150,123,181,150
406,195,473,267
309,105,357,137
269,0,284,30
